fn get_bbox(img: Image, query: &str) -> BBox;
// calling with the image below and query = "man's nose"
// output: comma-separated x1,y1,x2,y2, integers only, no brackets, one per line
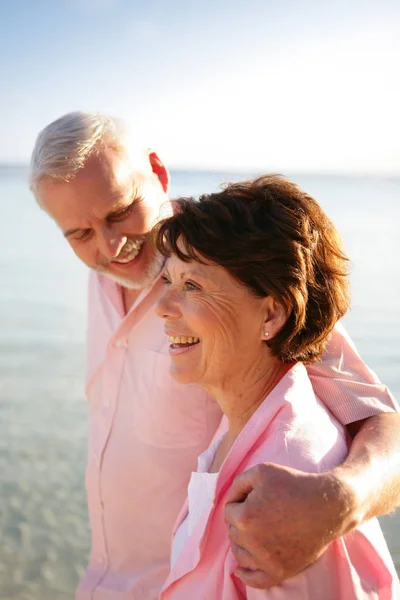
98,228,127,260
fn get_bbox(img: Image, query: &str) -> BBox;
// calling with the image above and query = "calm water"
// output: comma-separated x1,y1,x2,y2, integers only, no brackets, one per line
0,167,399,599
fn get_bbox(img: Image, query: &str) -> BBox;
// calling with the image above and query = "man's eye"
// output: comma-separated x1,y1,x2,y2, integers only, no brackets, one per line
184,281,199,291
75,229,92,241
109,204,134,222
161,275,171,285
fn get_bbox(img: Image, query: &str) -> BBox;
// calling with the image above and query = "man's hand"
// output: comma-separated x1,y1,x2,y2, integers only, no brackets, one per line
224,462,355,589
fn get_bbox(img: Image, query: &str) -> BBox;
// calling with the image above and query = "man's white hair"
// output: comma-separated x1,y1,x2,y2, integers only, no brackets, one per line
29,111,148,193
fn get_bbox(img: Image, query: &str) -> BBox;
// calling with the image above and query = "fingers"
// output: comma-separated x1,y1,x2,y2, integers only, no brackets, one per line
227,523,241,544
235,567,274,589
230,541,258,570
225,469,262,542
230,538,283,589
224,468,257,504
227,522,255,553
224,500,248,532
224,464,335,590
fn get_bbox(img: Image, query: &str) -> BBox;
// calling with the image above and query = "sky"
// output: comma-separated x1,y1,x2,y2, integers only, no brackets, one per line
0,0,399,174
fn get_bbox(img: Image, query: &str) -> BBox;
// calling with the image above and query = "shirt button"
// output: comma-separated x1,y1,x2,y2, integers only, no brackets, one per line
97,555,105,564
115,337,129,348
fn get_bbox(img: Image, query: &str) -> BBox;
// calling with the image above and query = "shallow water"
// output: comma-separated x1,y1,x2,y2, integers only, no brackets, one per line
1,168,399,598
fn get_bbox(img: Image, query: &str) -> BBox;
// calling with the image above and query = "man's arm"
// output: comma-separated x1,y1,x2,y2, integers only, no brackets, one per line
337,412,400,521
224,412,400,589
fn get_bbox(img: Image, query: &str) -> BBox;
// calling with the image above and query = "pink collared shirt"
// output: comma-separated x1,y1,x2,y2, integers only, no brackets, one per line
76,272,223,600
77,271,398,600
161,364,399,600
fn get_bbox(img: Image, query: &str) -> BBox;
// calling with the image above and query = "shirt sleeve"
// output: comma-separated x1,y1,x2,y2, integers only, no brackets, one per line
305,321,399,425
244,525,399,599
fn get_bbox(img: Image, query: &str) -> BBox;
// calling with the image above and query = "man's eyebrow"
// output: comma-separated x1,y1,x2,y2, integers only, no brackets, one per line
63,188,138,237
105,191,139,219
106,199,132,217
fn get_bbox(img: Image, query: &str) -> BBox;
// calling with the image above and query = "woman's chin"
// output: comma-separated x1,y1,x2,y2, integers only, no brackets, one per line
169,365,199,386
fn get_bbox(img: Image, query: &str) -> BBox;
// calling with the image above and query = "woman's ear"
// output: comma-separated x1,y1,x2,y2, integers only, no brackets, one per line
261,296,288,341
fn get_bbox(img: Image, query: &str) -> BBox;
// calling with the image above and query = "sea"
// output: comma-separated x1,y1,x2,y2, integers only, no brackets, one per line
0,166,399,599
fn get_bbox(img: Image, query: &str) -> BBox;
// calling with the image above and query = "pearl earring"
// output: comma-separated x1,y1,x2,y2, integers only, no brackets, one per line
264,331,269,338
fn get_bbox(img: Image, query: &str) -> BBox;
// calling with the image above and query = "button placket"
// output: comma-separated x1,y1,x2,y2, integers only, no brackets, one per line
95,338,127,584
87,272,157,597
114,337,129,348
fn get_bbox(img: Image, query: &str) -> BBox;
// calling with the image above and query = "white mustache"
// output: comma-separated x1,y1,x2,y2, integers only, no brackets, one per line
98,236,146,267
120,237,145,254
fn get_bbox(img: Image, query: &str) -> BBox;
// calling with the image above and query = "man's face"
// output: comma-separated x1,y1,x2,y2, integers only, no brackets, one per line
36,147,170,289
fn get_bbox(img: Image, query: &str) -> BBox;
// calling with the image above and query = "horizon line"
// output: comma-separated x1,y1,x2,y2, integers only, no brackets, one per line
1,162,399,181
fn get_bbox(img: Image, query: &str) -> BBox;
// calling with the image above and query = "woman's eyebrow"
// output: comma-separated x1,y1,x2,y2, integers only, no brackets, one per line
163,267,200,280
179,268,213,283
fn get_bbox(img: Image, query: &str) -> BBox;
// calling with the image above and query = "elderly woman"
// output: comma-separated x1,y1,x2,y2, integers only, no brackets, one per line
155,175,399,599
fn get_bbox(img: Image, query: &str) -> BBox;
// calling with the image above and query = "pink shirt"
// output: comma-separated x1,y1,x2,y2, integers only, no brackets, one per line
76,272,223,600
77,271,398,600
161,364,399,600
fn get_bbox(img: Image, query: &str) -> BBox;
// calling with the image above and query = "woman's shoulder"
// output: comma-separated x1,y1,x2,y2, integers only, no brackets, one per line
245,363,349,474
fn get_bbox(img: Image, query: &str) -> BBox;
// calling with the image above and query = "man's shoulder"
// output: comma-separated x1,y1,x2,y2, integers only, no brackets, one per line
87,268,102,295
88,269,108,290
88,270,121,305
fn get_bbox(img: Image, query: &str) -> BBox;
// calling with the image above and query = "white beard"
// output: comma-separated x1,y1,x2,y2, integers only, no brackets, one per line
96,249,165,290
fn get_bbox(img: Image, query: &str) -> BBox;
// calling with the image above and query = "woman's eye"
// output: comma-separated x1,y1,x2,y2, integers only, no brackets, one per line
184,281,199,291
161,275,171,285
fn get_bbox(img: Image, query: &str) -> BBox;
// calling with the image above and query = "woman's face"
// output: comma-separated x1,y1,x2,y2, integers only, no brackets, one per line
156,251,271,389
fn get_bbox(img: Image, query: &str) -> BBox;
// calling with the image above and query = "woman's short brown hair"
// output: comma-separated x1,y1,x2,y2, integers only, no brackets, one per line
155,175,350,363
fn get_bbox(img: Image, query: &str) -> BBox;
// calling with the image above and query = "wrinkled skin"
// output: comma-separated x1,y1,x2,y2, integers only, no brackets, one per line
225,412,400,588
224,463,352,588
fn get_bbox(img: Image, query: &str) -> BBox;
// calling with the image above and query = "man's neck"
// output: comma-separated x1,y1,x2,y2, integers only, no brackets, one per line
122,286,142,313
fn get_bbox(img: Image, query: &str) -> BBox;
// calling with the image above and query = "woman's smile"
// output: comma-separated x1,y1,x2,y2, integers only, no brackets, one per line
166,334,201,355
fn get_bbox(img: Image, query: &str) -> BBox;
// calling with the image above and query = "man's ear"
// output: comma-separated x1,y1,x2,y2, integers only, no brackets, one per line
148,150,170,193
261,296,288,341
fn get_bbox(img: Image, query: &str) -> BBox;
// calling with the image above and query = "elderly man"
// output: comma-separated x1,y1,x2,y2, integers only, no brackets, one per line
30,112,400,600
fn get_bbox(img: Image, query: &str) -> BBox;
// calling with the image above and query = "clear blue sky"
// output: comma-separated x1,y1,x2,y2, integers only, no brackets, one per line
1,0,399,174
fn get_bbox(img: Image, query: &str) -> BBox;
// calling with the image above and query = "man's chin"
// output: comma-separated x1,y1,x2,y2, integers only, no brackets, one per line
96,253,165,290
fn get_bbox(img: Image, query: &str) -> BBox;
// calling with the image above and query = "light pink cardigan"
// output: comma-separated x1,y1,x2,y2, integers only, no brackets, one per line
161,363,399,599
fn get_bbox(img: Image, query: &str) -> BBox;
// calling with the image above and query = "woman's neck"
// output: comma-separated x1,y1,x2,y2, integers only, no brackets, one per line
207,359,292,472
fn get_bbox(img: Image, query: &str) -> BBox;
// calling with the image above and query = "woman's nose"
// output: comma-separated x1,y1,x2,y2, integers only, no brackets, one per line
156,288,180,320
